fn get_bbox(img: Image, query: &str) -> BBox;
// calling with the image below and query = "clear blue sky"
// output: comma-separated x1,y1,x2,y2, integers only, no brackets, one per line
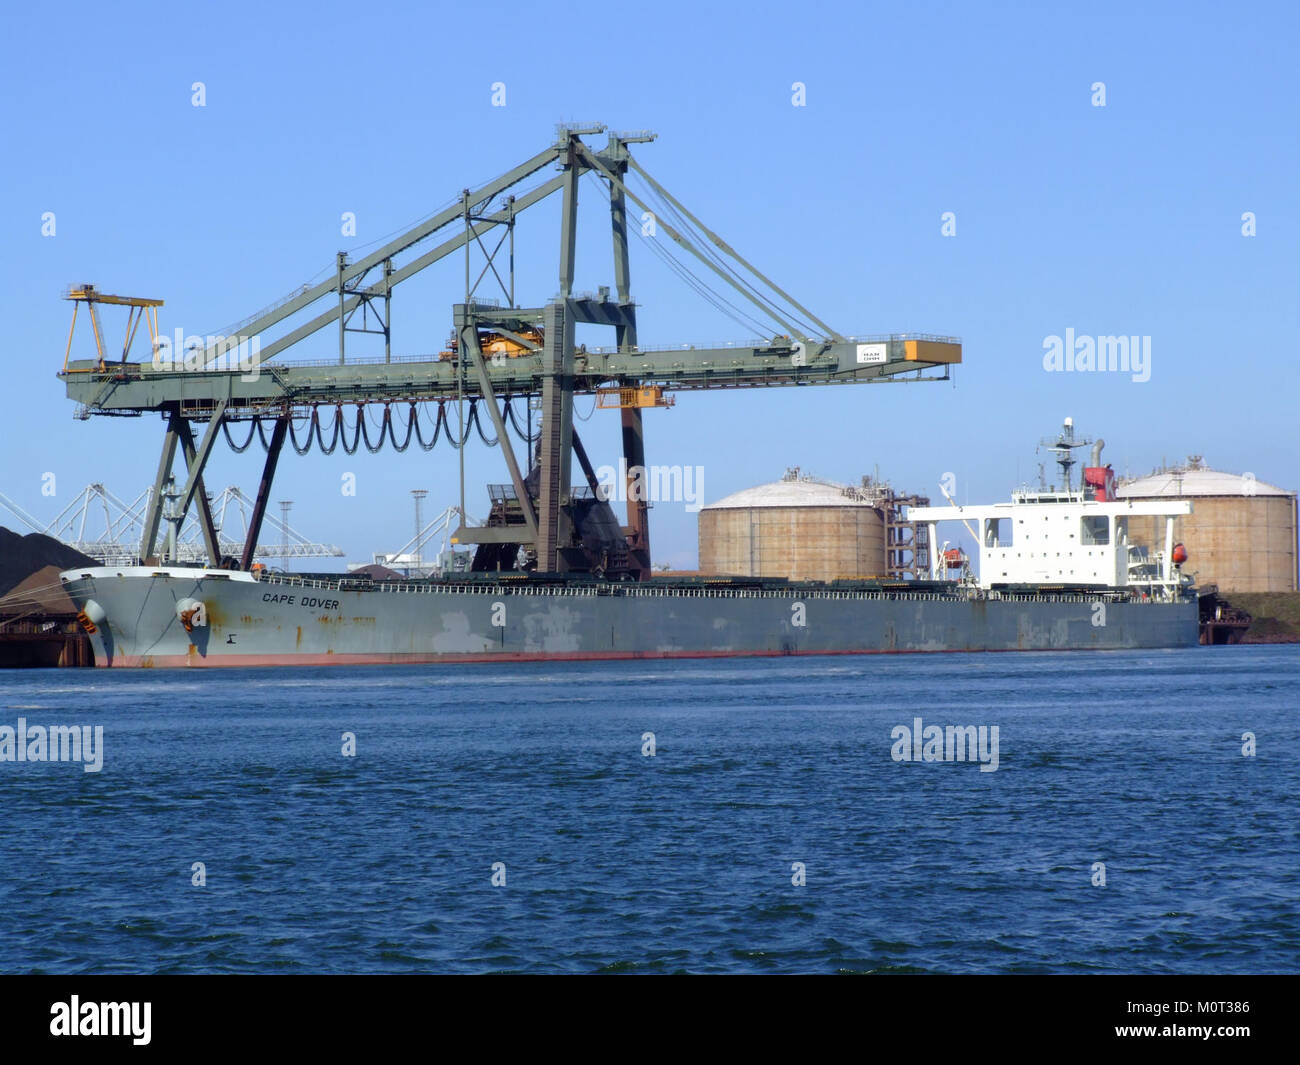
2,0,1296,568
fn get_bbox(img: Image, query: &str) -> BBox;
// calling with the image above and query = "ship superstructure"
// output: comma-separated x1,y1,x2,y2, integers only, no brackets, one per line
915,489,1190,596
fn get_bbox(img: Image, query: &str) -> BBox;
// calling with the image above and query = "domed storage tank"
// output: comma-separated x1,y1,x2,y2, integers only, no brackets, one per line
1117,463,1298,592
698,469,887,582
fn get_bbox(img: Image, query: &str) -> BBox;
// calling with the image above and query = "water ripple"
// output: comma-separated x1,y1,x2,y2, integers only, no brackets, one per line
0,647,1297,973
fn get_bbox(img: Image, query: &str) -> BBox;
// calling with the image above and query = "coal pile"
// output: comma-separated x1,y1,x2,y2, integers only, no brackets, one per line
348,563,405,581
0,528,97,599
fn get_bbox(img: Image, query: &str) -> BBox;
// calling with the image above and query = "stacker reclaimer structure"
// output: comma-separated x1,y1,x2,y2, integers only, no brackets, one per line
59,125,961,581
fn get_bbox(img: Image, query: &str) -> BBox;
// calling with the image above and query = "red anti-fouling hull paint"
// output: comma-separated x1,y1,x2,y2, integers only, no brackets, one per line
102,645,1147,669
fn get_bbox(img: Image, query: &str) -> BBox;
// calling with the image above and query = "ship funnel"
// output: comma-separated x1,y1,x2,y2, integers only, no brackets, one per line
1091,439,1105,466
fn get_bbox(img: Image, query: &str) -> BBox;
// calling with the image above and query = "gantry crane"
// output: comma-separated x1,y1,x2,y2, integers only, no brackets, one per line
59,124,961,580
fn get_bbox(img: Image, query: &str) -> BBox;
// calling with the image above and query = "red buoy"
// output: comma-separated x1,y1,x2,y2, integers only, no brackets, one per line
1172,542,1188,565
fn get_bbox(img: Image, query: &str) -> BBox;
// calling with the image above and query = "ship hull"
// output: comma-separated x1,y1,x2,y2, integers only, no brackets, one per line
60,568,1201,668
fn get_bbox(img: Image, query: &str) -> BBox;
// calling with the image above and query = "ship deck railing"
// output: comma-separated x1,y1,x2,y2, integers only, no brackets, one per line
250,573,1188,604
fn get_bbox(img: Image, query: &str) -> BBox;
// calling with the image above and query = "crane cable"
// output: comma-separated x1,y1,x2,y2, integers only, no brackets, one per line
594,173,772,338
636,173,821,340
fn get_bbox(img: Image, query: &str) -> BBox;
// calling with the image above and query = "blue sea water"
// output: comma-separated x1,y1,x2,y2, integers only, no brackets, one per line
0,647,1296,974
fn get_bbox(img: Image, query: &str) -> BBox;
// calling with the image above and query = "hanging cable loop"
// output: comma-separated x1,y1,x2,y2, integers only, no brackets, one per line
470,398,499,447
288,408,315,455
313,405,343,455
359,403,386,454
505,397,540,444
255,414,275,451
386,402,415,452
412,401,443,451
222,417,258,453
340,405,364,455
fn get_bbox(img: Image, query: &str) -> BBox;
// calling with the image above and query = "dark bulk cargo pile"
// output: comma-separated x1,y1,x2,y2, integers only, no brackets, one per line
0,528,97,667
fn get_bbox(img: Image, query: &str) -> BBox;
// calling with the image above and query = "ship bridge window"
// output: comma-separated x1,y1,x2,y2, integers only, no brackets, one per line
984,518,1012,547
1081,516,1110,545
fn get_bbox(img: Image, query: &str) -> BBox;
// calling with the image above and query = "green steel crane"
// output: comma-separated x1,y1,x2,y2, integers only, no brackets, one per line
59,124,961,579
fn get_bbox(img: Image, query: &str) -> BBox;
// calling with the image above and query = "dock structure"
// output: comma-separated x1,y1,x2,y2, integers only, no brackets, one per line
60,125,961,580
0,613,93,668
0,570,94,667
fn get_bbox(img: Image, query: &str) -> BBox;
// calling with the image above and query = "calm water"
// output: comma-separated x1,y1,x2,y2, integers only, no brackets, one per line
1,647,1296,974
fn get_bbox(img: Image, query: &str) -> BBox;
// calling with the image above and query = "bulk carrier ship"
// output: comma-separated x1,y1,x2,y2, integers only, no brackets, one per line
53,126,1199,665
60,469,1198,667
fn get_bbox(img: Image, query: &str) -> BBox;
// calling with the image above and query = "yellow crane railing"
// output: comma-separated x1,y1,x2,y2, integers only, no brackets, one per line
63,284,163,372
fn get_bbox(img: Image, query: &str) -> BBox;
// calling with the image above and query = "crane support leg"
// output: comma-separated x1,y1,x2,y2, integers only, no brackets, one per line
139,404,182,563
459,316,537,542
241,415,288,571
536,301,574,571
621,406,651,579
171,400,229,548
607,145,651,581
177,418,222,566
530,139,584,570
570,431,603,496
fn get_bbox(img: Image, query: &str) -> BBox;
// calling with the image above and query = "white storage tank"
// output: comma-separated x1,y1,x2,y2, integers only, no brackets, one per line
698,469,888,582
1117,461,1297,592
